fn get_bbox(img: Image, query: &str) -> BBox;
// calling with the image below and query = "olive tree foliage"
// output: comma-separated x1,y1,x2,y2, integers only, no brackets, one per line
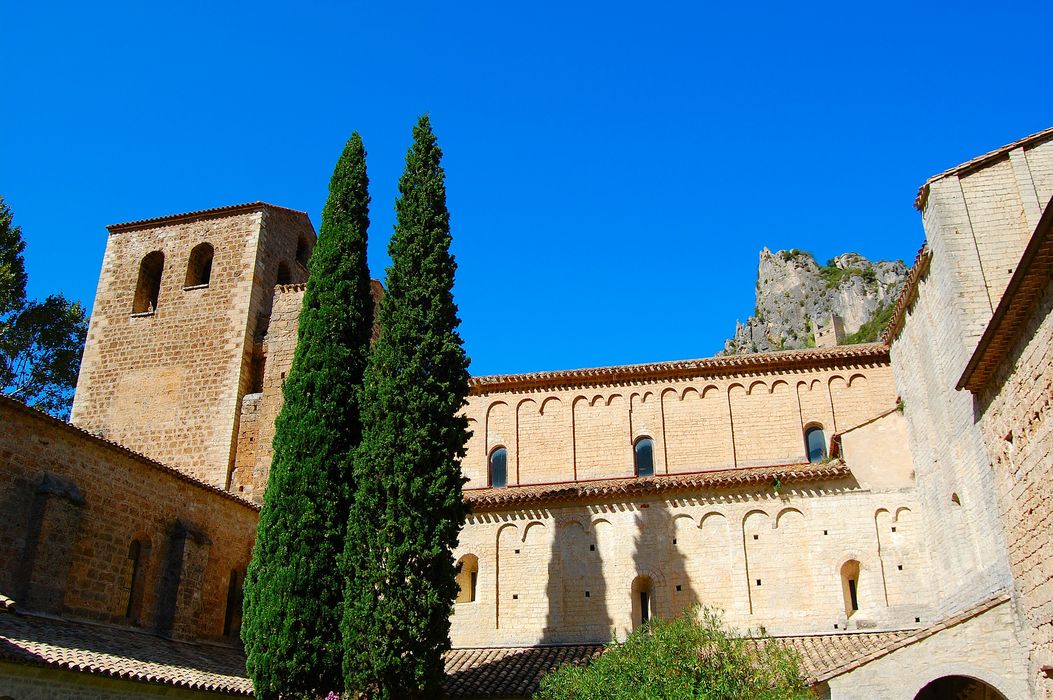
0,196,87,418
535,607,813,700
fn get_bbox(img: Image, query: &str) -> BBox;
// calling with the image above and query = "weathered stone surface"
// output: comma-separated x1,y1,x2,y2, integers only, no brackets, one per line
724,249,908,354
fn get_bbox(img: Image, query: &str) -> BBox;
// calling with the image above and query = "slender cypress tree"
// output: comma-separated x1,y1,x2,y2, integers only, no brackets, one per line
242,133,373,700
342,116,470,698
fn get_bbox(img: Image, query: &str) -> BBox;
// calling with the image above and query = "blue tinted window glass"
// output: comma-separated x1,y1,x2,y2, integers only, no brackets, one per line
806,427,827,462
490,448,507,488
635,438,654,477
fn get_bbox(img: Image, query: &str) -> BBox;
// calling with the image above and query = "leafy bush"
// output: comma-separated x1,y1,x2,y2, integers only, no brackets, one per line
535,607,812,700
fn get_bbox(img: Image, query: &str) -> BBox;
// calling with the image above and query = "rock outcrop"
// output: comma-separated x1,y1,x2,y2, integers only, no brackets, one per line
723,248,909,354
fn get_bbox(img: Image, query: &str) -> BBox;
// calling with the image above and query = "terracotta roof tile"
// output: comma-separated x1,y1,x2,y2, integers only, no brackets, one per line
0,395,259,512
106,201,312,233
0,612,251,695
442,596,1009,695
0,594,14,613
915,126,1053,210
465,462,851,512
882,244,932,345
444,645,602,697
470,345,889,394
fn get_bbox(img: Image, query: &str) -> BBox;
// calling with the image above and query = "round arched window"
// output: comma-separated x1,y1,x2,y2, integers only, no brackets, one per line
805,426,827,463
634,437,655,477
489,447,507,488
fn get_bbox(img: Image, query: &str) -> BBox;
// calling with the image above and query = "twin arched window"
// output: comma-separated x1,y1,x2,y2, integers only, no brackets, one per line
132,243,215,314
489,447,507,488
132,252,164,313
806,426,827,463
634,437,655,477
185,243,214,287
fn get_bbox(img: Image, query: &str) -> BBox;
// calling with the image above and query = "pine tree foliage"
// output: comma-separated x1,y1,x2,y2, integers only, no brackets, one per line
342,116,471,698
0,196,88,418
242,134,374,700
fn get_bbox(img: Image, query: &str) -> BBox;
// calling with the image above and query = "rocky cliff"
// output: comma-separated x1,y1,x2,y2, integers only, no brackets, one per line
723,249,909,354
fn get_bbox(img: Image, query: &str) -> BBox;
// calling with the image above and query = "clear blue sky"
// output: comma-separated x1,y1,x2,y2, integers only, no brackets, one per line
2,2,1050,376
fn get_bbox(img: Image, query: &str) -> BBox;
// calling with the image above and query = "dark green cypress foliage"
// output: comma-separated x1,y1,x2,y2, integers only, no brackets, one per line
242,133,373,700
342,116,470,698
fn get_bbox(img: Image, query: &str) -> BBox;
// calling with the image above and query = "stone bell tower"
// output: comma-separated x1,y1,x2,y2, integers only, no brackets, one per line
70,202,316,488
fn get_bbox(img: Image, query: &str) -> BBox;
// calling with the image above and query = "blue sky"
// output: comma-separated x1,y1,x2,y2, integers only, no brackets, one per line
2,2,1050,376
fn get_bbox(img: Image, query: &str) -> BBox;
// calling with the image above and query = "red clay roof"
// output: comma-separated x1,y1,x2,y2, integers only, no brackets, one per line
464,462,852,512
915,125,1053,210
0,591,1007,697
0,395,259,512
882,244,932,345
107,201,312,233
0,611,251,695
470,344,889,394
959,195,1053,392
0,594,14,614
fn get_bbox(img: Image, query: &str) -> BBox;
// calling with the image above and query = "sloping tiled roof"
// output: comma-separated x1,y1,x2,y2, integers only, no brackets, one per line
959,195,1053,392
0,594,1008,697
444,645,603,698
465,462,851,512
915,125,1053,210
882,244,932,345
107,201,312,233
0,594,14,613
470,344,889,394
0,395,259,512
0,612,251,695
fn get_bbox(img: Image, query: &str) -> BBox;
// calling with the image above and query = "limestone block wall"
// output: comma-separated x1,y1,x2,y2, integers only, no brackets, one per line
977,275,1053,693
449,481,930,648
0,398,258,642
70,204,313,488
229,284,305,498
888,143,1053,617
919,136,1052,350
822,600,1030,700
462,362,898,488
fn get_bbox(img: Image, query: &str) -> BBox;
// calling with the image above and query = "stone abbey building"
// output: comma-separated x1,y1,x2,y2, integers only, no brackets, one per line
1,127,1052,699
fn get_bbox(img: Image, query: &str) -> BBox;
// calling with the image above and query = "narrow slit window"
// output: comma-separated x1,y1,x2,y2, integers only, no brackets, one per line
634,437,655,477
489,447,507,488
841,560,861,617
455,554,479,603
296,236,311,267
806,426,827,463
276,262,292,285
223,570,244,638
132,251,164,313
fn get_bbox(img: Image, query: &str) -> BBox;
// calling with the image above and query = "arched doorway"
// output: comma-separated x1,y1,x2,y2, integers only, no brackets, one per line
914,675,1007,700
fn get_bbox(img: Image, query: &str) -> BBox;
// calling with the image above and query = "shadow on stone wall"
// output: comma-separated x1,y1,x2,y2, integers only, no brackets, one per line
542,505,611,644
630,498,698,630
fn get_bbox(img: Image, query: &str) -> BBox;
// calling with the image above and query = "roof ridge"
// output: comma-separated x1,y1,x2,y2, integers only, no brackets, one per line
107,201,311,233
470,344,889,393
0,395,259,512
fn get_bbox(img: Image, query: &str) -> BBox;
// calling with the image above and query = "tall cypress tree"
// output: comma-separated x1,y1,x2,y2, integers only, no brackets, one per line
242,133,373,700
342,116,470,698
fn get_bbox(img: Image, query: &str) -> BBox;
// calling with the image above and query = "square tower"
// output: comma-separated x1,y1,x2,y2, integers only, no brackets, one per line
70,202,316,487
